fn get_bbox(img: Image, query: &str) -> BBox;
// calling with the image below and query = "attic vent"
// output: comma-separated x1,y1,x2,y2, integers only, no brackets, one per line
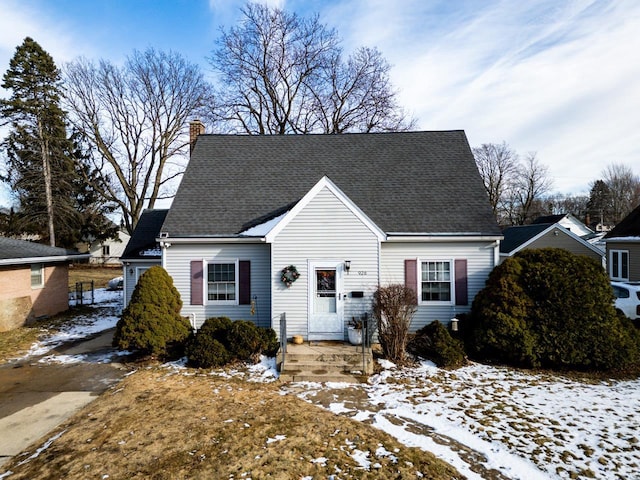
159,232,169,238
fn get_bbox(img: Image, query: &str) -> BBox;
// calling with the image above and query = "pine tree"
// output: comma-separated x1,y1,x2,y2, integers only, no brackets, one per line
1,37,116,247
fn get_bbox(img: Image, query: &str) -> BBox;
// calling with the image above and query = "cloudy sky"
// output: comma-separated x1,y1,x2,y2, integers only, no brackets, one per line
0,0,638,206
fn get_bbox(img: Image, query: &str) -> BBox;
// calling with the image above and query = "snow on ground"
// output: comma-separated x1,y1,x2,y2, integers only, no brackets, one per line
17,298,640,480
25,288,122,358
287,360,640,480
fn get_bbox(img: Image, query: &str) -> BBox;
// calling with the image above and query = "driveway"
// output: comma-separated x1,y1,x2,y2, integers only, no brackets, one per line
0,329,131,467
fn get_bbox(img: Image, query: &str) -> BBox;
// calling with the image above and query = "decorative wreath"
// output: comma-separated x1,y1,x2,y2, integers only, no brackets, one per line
280,265,300,288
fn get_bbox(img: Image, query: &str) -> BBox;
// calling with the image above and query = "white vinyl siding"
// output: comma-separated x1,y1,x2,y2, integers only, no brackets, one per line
271,186,380,339
164,242,271,329
123,260,161,308
381,241,498,330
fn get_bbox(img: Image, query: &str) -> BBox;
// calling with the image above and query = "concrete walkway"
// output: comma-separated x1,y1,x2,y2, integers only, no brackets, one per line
0,329,130,468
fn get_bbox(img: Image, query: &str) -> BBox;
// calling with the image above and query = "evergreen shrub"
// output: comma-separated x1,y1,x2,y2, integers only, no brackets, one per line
408,320,467,368
185,316,279,368
113,266,191,358
470,248,640,371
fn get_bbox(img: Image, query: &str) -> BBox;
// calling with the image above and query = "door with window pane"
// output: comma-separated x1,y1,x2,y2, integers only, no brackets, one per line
308,261,343,340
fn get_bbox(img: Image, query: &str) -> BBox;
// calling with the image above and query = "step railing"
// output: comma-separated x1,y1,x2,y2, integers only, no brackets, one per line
279,312,287,371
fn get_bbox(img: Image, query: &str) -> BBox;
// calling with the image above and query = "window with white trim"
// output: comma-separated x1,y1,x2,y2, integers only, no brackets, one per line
207,262,237,302
610,250,629,281
420,260,453,303
31,263,44,288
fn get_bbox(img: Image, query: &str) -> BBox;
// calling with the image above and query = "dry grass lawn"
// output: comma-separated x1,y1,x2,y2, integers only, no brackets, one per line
69,264,122,289
1,368,464,479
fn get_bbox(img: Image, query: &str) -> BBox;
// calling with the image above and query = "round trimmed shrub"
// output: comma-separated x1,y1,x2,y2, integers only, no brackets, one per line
470,248,640,371
408,320,467,368
227,320,267,362
185,317,233,368
113,266,191,358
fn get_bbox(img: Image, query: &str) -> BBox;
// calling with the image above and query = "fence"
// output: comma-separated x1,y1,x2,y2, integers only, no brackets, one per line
69,280,94,306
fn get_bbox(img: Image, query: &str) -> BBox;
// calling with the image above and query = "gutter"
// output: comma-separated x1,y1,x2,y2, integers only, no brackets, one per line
0,253,91,266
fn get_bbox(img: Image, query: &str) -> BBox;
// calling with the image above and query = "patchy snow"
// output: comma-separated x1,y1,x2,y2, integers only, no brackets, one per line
25,289,122,358
14,292,640,480
288,360,640,480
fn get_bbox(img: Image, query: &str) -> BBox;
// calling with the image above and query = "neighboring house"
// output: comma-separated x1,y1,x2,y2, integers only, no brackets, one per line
604,204,640,281
121,209,168,307
500,223,604,265
88,229,131,266
0,237,89,331
147,128,502,341
532,213,593,237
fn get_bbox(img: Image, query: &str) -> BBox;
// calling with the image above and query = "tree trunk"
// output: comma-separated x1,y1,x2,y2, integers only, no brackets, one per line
38,117,56,247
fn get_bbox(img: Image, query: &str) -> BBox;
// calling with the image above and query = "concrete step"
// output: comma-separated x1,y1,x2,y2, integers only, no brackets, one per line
279,368,368,383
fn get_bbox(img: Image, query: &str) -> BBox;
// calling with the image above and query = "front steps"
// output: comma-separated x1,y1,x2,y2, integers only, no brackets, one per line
278,342,373,383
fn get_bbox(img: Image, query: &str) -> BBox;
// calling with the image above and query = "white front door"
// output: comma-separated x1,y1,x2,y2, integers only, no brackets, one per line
308,260,344,340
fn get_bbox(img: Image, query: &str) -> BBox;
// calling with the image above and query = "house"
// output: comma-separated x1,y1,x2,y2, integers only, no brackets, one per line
532,213,593,237
87,229,131,266
0,237,89,331
121,209,168,307
499,223,604,265
604,204,640,281
148,128,502,341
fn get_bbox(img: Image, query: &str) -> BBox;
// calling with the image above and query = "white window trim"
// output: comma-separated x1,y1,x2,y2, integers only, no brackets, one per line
206,259,239,305
418,258,455,306
609,249,629,281
31,263,44,289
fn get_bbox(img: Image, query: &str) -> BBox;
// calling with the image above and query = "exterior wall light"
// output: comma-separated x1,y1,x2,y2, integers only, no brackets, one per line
344,260,351,273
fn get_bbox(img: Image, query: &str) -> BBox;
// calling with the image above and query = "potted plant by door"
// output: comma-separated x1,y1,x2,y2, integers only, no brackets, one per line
347,316,363,345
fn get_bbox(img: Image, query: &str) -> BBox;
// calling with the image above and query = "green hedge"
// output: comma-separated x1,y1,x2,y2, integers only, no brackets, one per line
186,316,279,368
469,248,640,372
408,320,467,368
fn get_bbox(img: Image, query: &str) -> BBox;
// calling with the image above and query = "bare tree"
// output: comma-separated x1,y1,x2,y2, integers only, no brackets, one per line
210,2,413,135
472,142,519,219
601,163,640,224
63,49,214,233
508,153,553,225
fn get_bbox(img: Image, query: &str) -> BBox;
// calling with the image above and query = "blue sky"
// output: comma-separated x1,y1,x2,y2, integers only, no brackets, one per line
1,0,639,207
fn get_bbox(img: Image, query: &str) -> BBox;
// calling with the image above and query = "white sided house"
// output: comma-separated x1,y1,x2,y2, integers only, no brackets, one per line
152,129,502,342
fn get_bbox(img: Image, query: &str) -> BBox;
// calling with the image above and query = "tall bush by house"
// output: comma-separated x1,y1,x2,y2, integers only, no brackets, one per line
373,284,417,365
113,266,191,358
469,248,640,372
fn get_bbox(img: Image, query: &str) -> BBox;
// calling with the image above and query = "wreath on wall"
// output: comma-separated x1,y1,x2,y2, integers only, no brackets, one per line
281,265,300,288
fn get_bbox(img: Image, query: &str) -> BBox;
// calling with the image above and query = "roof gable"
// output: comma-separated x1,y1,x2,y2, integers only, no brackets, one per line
264,176,385,242
605,204,640,239
121,209,169,260
162,131,501,238
501,223,603,257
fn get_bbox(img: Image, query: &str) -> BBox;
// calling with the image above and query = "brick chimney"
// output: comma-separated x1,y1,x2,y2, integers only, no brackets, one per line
189,120,205,155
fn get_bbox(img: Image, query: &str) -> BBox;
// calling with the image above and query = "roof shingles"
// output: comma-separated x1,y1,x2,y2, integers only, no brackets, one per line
162,131,500,237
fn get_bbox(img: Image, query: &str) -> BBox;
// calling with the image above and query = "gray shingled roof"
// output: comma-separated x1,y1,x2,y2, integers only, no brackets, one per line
162,131,501,237
0,237,86,264
121,209,168,260
605,204,640,238
500,224,552,254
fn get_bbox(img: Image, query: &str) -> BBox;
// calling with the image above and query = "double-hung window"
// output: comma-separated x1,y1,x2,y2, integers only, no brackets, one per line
207,262,237,303
420,260,453,303
610,250,629,281
31,263,44,288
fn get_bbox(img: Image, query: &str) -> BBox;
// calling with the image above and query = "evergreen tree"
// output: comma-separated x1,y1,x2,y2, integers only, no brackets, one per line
1,37,116,248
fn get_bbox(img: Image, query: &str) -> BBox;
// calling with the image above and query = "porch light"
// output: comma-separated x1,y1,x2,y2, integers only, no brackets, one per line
450,317,459,332
344,260,351,273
